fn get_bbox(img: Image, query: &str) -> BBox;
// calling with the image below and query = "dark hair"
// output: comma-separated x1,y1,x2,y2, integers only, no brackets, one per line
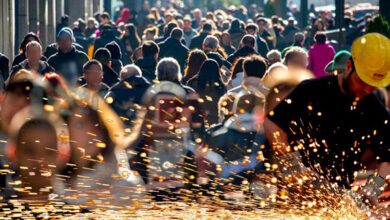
94,48,111,65
171,27,183,39
314,32,327,44
184,49,207,81
105,41,122,60
164,22,178,37
241,35,256,48
256,17,267,24
231,57,245,79
197,59,224,93
203,22,212,32
246,23,258,32
83,59,103,72
243,55,267,78
100,12,110,20
142,41,159,57
123,23,141,50
19,32,41,54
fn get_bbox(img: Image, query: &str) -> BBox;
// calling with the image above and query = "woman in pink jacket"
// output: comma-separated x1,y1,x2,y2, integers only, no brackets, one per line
308,32,336,78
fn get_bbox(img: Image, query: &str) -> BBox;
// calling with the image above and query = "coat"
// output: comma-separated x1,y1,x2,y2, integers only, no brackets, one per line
158,38,189,72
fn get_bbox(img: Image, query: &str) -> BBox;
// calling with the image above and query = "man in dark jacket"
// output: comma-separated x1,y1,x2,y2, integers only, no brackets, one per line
245,23,269,58
105,64,150,126
158,28,189,72
257,18,274,50
282,17,301,46
93,48,119,87
48,28,89,86
93,25,126,56
0,53,9,89
135,41,159,81
189,23,212,50
10,41,54,79
227,35,259,64
202,36,232,70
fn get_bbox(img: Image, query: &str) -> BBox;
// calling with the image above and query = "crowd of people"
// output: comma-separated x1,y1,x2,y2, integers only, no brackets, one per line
0,1,389,215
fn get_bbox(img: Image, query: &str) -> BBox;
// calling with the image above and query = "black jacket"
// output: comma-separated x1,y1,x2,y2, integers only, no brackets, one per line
189,32,210,50
135,56,157,82
93,31,126,61
105,75,151,125
48,47,89,85
158,38,189,72
44,43,85,60
256,36,270,58
102,65,119,87
227,46,259,64
12,52,46,67
9,60,54,79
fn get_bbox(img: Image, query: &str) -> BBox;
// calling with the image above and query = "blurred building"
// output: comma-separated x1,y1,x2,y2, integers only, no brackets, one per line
0,0,103,61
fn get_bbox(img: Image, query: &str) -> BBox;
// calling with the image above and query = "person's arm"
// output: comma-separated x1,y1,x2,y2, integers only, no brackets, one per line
264,118,290,154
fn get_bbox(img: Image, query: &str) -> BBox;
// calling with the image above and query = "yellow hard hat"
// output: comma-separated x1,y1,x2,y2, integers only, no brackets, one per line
351,33,390,88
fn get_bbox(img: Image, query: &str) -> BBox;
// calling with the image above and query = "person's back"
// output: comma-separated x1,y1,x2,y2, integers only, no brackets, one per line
308,33,335,78
158,28,189,72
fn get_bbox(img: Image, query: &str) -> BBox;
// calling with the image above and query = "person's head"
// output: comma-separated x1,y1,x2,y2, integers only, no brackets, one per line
267,49,282,65
156,57,182,82
59,14,69,26
142,41,159,59
19,32,41,53
25,41,42,65
202,22,213,33
202,35,219,52
293,32,305,46
314,32,327,44
183,16,192,30
233,89,265,117
124,23,138,38
170,27,183,40
120,64,142,80
288,17,295,26
105,41,122,60
314,18,325,31
193,8,202,20
87,17,97,28
184,49,207,79
1,70,42,134
343,33,390,98
256,17,267,31
14,118,60,193
164,21,178,36
100,12,111,25
283,46,308,69
94,48,111,66
218,92,236,122
240,34,256,49
245,23,258,35
197,59,224,92
243,55,267,79
164,12,174,23
83,60,103,88
144,27,158,40
324,50,351,75
220,32,232,47
57,27,74,52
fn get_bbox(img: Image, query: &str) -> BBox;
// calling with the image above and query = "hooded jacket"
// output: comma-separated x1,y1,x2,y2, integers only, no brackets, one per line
135,56,157,81
158,37,189,72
